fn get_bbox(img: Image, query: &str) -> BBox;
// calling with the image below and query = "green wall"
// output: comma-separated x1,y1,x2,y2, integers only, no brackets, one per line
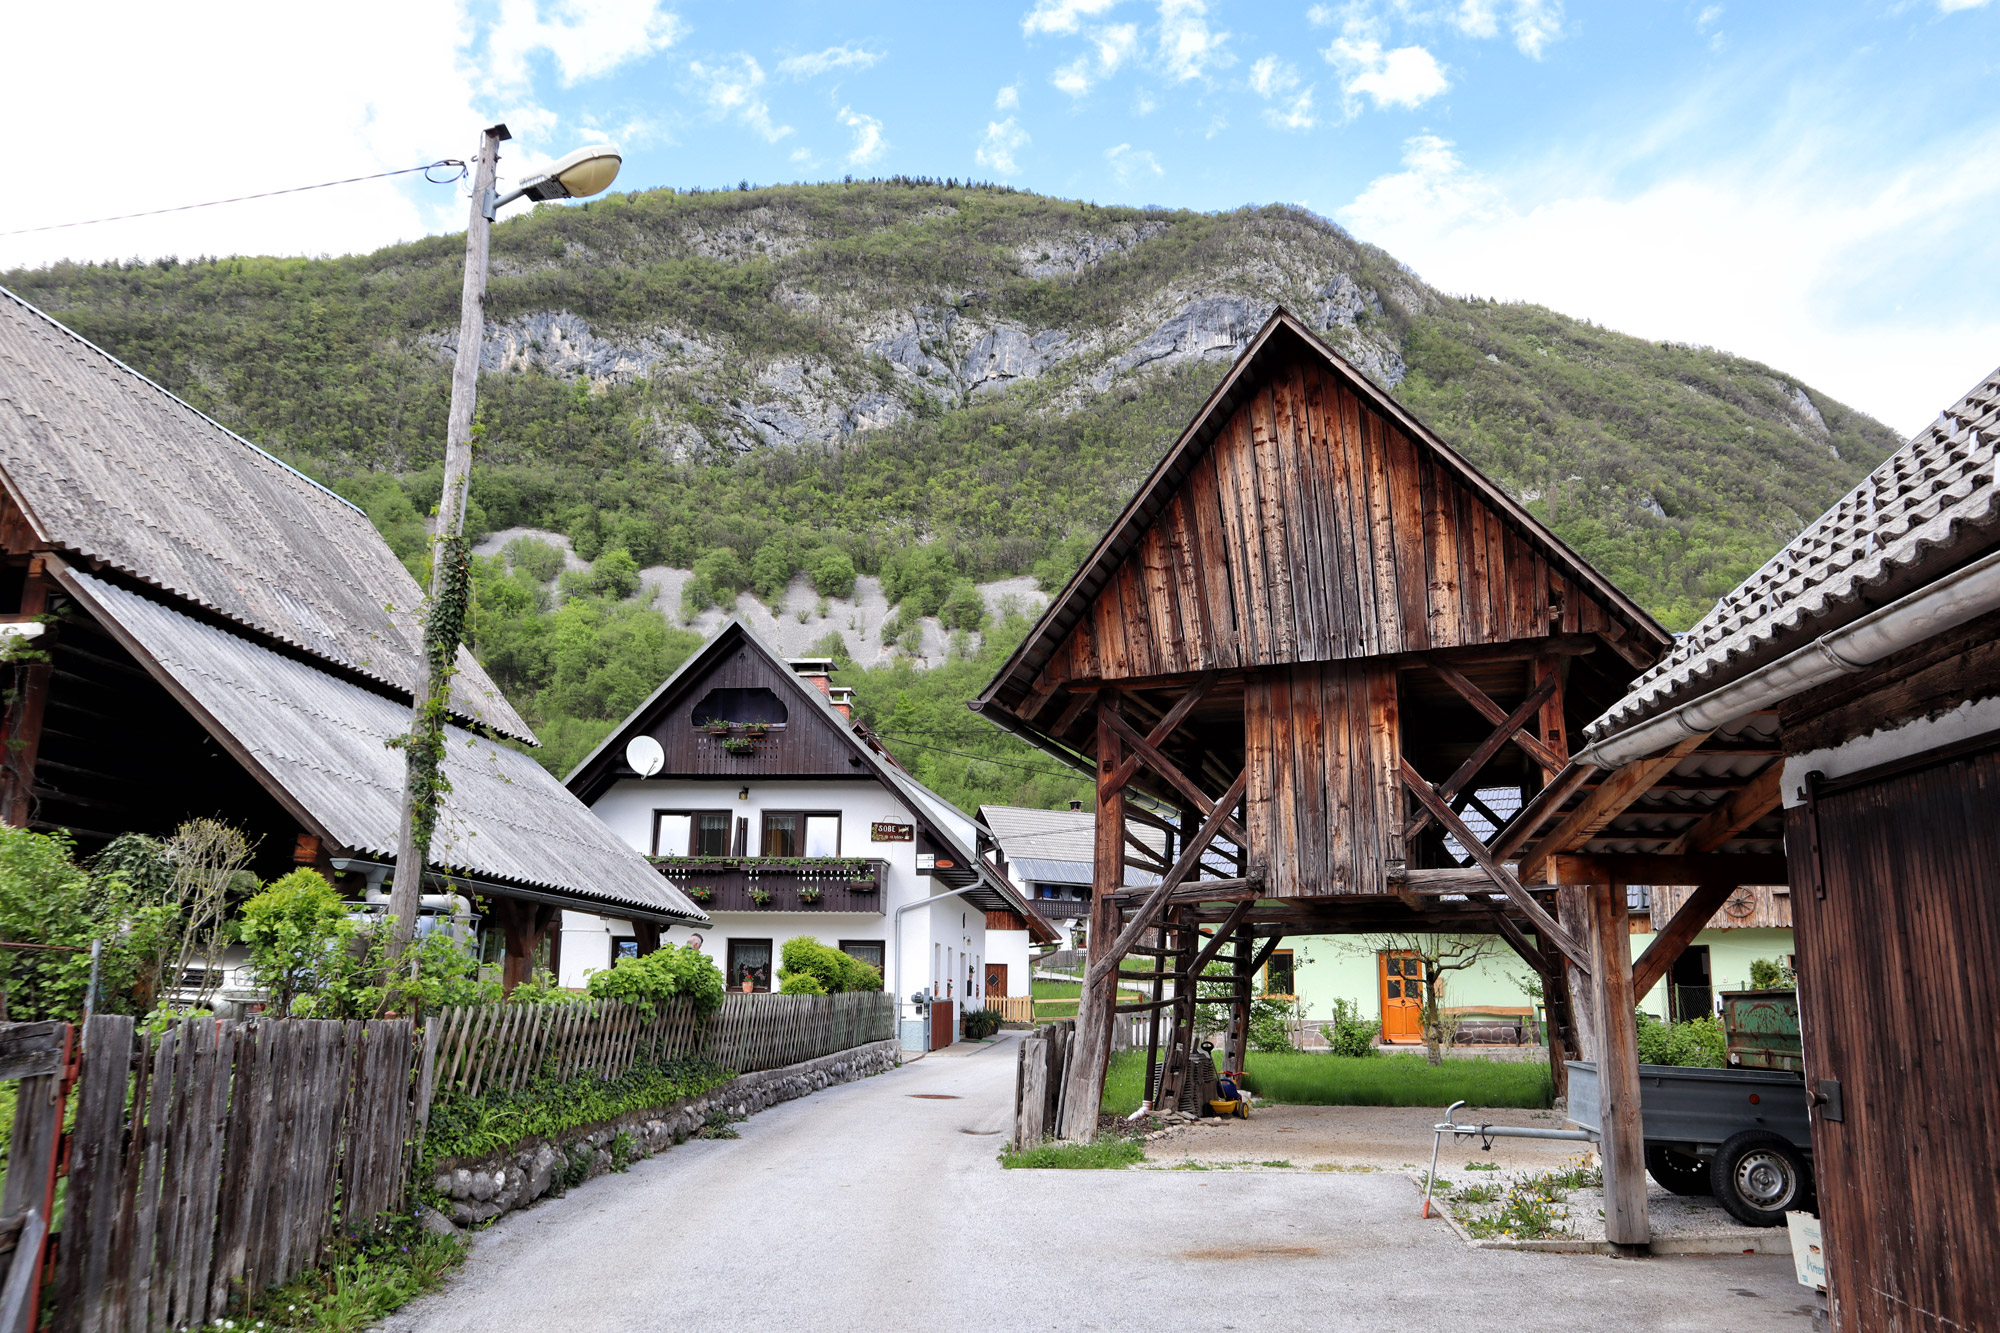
1277,927,1795,1038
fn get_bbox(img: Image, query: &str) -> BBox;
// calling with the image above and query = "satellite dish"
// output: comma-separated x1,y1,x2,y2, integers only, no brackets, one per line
624,735,665,778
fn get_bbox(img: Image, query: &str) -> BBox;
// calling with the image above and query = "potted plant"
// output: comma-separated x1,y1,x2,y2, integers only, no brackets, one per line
797,885,823,905
721,737,755,755
745,721,769,737
684,884,714,904
704,720,732,736
748,886,773,907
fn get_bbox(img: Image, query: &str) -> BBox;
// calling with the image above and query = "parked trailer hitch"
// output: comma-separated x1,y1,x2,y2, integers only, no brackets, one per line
1421,1100,1598,1218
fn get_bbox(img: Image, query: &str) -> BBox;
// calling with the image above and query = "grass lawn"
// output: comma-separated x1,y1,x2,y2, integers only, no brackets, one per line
1000,1139,1145,1169
1242,1052,1552,1109
1031,978,1141,1020
1102,1050,1149,1116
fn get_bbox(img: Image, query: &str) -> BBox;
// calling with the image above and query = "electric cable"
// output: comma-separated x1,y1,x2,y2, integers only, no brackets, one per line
0,160,469,238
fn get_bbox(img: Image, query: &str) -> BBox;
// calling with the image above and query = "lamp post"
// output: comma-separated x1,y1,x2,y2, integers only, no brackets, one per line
387,125,622,973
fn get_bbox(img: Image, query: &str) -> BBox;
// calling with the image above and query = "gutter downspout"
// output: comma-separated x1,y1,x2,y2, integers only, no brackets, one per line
1578,545,2000,771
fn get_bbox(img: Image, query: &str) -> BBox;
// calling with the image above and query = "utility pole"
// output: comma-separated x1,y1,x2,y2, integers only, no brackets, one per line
388,122,510,973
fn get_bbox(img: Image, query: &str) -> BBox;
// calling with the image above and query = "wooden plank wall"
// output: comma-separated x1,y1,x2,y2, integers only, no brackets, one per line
44,1016,414,1333
1787,743,2000,1333
1649,884,1793,931
1244,659,1403,895
1039,355,1612,687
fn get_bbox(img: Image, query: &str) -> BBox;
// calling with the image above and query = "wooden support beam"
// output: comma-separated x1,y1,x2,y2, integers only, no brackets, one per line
1516,733,1714,881
1484,907,1546,978
1086,770,1250,987
1430,662,1567,772
631,921,661,956
1551,853,1790,887
1102,672,1218,793
1489,761,1597,862
1661,762,1784,856
1100,708,1250,850
1533,654,1569,786
1402,671,1560,841
1105,874,1264,908
1186,900,1252,978
1398,758,1590,972
494,898,559,993
1056,698,1129,1140
1245,936,1282,976
1122,828,1170,871
1588,881,1649,1248
1631,880,1737,1000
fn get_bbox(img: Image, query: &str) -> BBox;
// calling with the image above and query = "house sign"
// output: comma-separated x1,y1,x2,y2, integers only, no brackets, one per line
871,822,914,842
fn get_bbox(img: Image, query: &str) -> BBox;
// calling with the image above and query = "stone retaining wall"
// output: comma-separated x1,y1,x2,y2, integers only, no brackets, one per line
429,1039,899,1228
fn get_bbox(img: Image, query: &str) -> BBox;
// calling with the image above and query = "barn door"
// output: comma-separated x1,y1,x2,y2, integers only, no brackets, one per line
985,964,1009,997
1380,952,1425,1044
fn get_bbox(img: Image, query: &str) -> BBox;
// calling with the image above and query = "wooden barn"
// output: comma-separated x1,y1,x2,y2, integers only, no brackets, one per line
1568,361,2000,1327
0,286,705,985
972,310,1777,1226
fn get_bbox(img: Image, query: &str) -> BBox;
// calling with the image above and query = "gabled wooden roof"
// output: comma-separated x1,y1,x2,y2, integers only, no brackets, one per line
976,308,1669,718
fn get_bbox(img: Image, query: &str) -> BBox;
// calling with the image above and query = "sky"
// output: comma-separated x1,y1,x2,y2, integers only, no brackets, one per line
4,0,1997,435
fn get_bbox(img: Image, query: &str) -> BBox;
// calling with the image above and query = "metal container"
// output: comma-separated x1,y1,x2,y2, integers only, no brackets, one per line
1567,1061,1812,1151
1721,989,1803,1072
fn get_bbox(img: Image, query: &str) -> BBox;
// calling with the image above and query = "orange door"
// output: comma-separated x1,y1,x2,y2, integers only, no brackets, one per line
1380,952,1425,1043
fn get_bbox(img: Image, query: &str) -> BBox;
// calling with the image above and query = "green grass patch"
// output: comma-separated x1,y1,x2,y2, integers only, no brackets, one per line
1240,1052,1552,1109
203,1215,466,1332
1001,1139,1145,1169
1100,1049,1150,1117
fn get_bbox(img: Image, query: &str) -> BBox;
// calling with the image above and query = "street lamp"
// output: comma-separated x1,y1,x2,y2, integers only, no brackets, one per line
388,124,622,978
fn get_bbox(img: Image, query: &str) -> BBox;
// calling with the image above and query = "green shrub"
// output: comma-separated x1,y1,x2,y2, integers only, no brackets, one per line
684,546,748,614
1748,957,1795,989
810,547,857,599
1246,995,1299,1054
1319,997,1381,1058
504,535,566,583
776,937,881,994
234,869,350,1015
1635,1012,1727,1068
589,547,641,598
583,943,726,1014
422,1056,732,1169
963,1007,1002,1039
937,579,988,632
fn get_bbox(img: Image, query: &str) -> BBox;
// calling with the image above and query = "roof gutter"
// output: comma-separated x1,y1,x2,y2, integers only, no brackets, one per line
1578,543,2000,771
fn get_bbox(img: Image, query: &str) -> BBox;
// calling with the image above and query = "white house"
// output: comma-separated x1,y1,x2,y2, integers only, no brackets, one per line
563,619,1051,1047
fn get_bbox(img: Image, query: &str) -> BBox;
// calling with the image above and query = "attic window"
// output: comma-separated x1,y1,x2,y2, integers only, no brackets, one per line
691,687,788,729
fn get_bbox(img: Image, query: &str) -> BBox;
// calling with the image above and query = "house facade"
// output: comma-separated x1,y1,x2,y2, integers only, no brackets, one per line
565,621,1049,1045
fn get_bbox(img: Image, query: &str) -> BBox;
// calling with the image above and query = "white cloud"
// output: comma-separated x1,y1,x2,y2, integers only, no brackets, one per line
1053,57,1095,95
1022,0,1123,35
1326,37,1448,109
1451,0,1564,58
1250,56,1318,130
777,42,885,79
789,147,817,165
1938,0,1990,10
1696,5,1723,30
977,117,1032,175
838,106,888,165
688,55,793,141
1306,4,1338,25
1156,0,1231,82
1338,132,2000,435
1049,20,1139,94
1105,142,1164,184
996,83,1021,109
486,0,685,90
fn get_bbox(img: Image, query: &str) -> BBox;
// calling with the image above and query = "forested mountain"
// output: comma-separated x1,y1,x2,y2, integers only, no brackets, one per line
3,180,1902,808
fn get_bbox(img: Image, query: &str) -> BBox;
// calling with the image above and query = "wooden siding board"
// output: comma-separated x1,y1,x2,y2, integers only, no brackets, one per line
1188,453,1240,670
1300,363,1358,660
1269,366,1320,661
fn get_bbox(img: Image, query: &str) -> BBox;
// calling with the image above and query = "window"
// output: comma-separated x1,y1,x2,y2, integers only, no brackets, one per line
728,939,773,993
654,810,732,856
612,936,638,961
762,811,840,857
1263,949,1295,998
691,687,788,728
839,940,885,978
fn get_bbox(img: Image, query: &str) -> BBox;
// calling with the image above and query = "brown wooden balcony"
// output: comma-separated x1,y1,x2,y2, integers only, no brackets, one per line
648,856,888,914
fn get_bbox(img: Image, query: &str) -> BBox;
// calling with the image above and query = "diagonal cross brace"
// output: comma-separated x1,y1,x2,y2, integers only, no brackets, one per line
1403,671,1560,841
1398,757,1590,974
1102,706,1249,850
1103,673,1218,794
1432,663,1566,773
1087,769,1250,988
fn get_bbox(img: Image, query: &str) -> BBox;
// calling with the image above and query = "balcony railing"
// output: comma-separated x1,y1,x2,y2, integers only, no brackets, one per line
649,856,888,914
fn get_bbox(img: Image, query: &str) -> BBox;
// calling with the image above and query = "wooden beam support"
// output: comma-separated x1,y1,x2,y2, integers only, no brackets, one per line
1551,853,1790,887
1661,762,1785,856
1587,881,1649,1248
1100,708,1250,850
1088,771,1250,987
1489,761,1597,862
1430,662,1567,772
1122,827,1170,871
1402,671,1560,841
1398,757,1591,973
1516,732,1714,881
1102,672,1218,793
1186,900,1253,977
1631,880,1737,1000
1484,907,1547,978
1105,874,1264,908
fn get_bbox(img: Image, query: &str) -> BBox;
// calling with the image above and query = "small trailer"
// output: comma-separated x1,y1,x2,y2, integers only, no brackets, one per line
1566,1060,1813,1226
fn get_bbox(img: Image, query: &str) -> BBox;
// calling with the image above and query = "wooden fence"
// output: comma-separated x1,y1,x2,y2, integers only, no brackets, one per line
43,1015,415,1333
991,995,1035,1023
1012,1018,1075,1149
422,991,897,1103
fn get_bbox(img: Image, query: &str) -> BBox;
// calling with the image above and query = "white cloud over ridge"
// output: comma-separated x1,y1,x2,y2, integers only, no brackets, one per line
838,106,888,165
1250,56,1317,130
688,54,793,141
1022,0,1124,36
978,117,1032,175
1325,37,1449,110
1338,131,2000,434
1157,0,1232,82
778,43,885,79
1105,142,1164,183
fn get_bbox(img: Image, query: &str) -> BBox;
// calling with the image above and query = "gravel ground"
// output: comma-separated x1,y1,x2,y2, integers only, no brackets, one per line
383,1036,1811,1332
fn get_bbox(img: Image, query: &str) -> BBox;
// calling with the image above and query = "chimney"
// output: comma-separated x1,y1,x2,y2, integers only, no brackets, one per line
828,685,854,719
787,656,836,695
1069,799,1083,812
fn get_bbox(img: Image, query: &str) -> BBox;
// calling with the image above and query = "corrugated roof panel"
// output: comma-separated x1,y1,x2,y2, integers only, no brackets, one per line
1590,362,2000,740
0,287,533,742
69,571,701,922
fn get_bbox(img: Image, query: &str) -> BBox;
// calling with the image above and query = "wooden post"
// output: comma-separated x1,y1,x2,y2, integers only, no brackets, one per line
0,560,53,828
1588,880,1648,1249
1057,700,1126,1139
495,900,558,994
1142,923,1164,1108
1556,884,1598,1064
1226,925,1252,1073
632,921,661,956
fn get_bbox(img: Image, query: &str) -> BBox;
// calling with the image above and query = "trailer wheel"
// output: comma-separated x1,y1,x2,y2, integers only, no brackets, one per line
1710,1130,1811,1226
1645,1145,1710,1196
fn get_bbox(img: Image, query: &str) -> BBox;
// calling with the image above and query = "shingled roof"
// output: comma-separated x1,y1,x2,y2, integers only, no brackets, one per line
0,286,533,742
1589,361,2000,741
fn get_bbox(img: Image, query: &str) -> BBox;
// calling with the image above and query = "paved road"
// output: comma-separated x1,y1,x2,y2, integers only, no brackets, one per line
386,1033,1815,1333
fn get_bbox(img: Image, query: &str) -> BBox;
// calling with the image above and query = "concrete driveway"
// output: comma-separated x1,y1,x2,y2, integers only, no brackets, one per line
384,1033,1815,1333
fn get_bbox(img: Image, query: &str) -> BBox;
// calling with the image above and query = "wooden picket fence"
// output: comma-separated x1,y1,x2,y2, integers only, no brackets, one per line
46,1014,416,1333
420,991,895,1102
1012,1018,1075,1149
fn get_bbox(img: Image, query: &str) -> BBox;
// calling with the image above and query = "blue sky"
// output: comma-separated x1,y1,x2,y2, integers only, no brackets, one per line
4,1,1997,432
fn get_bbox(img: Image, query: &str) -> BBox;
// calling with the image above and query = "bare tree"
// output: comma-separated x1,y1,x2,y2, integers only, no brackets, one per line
1343,932,1502,1065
